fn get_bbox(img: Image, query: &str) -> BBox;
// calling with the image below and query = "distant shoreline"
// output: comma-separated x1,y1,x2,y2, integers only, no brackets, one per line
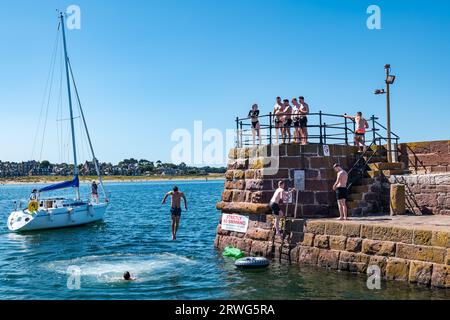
0,174,225,185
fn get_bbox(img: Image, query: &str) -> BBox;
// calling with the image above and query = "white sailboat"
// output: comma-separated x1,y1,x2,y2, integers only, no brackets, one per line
7,13,109,232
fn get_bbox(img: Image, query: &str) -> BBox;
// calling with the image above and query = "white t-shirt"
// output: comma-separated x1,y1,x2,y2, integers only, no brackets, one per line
292,106,300,120
270,187,284,204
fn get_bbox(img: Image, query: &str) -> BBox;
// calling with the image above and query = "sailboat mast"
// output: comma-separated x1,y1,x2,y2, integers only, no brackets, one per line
60,13,80,200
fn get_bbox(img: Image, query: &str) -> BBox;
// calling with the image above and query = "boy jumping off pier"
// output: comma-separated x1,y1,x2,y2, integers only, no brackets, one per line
161,186,188,240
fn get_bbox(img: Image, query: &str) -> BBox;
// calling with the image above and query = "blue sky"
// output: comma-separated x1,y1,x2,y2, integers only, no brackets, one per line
0,0,449,165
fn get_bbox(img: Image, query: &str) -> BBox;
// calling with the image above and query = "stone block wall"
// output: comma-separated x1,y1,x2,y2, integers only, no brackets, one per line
390,173,450,215
217,144,359,218
398,140,450,173
215,217,450,288
295,220,449,288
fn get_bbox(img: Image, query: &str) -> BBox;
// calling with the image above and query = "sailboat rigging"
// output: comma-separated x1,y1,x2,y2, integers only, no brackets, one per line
7,13,109,232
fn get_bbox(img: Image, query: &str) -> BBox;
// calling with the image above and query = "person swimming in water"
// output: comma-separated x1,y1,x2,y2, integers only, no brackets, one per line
123,271,135,281
161,186,188,240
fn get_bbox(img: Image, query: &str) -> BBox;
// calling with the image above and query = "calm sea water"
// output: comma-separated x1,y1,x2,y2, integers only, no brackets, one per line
0,180,448,300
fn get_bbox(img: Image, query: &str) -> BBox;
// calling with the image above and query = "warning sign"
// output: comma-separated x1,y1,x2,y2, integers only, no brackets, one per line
221,214,249,233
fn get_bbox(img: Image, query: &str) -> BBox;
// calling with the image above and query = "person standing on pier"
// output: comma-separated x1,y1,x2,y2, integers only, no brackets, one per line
299,96,309,145
161,186,188,240
332,164,348,220
343,112,369,152
282,99,292,144
273,97,284,144
270,181,296,235
91,180,99,204
248,104,261,146
292,98,302,143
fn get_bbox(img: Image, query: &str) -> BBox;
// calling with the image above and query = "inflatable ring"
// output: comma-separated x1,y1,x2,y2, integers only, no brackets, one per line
28,200,39,213
235,257,270,269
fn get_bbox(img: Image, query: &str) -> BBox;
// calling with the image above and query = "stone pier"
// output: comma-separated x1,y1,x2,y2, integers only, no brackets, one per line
215,141,450,289
215,215,450,288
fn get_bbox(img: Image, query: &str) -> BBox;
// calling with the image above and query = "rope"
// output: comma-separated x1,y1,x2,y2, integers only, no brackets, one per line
30,24,60,161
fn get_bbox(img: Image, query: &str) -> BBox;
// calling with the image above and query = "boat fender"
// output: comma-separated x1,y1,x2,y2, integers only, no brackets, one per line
68,208,75,222
88,204,94,217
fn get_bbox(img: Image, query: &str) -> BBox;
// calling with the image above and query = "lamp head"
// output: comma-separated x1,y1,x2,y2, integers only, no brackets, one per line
386,75,396,84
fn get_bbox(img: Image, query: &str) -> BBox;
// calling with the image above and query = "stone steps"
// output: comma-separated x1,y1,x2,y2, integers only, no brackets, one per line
351,185,370,193
347,200,362,209
364,156,388,163
348,192,364,201
368,162,404,171
367,169,411,178
352,177,375,186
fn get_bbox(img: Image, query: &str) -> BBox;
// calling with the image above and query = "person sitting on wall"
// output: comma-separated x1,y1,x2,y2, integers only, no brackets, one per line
269,181,296,236
332,163,349,220
343,111,369,152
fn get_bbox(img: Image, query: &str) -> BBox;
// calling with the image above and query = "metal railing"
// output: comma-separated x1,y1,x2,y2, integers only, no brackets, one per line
235,111,399,151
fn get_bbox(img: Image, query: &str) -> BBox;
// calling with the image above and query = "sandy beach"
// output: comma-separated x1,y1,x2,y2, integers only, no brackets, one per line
0,174,224,185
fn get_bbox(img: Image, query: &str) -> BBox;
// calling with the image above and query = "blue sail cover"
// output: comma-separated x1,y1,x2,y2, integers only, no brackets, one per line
38,175,79,193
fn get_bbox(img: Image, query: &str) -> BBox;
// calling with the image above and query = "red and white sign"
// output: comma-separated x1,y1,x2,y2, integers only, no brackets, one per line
221,214,249,233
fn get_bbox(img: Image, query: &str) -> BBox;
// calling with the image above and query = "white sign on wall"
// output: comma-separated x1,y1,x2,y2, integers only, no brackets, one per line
323,144,330,157
282,192,293,204
294,170,305,191
221,214,249,233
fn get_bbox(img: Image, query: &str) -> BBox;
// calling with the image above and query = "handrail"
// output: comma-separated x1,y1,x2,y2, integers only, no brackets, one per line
235,110,399,149
374,120,400,139
398,143,428,174
346,139,380,190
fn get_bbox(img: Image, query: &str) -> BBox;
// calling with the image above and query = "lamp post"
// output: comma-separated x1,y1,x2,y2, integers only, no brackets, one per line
374,64,396,162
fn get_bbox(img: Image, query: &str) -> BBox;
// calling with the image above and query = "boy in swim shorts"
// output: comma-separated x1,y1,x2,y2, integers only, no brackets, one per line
343,112,369,152
269,181,296,235
162,186,188,240
332,164,349,220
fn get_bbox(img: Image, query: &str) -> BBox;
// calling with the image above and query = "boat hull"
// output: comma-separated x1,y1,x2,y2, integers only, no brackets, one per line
7,203,107,232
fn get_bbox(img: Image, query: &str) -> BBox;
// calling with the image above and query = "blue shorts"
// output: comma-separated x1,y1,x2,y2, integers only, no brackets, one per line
170,207,182,217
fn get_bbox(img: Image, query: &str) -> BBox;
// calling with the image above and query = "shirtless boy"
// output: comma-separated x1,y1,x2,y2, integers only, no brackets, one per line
269,181,296,235
332,164,349,220
161,186,188,240
281,99,292,144
343,112,369,152
291,98,301,143
298,97,309,145
273,97,284,144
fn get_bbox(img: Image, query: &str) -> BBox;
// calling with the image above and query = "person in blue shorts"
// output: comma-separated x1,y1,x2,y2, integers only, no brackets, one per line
161,186,188,240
